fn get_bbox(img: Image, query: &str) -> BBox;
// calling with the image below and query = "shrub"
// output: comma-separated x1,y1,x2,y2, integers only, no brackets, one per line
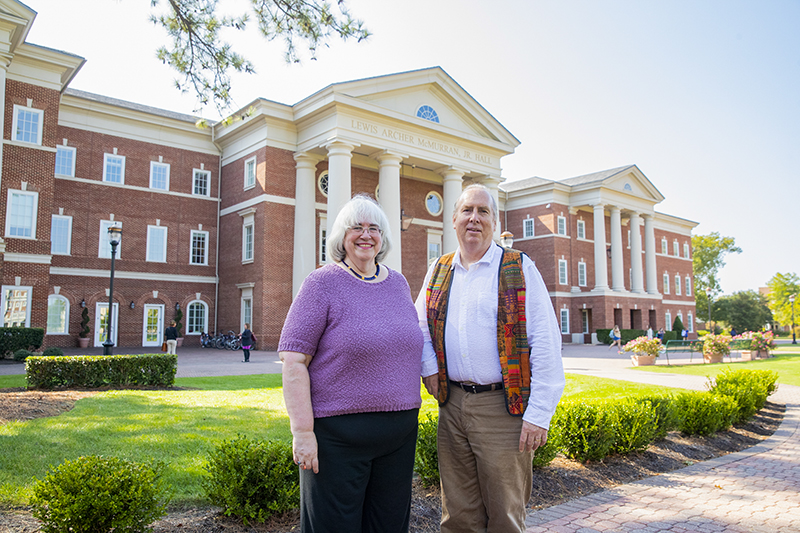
203,436,299,525
0,327,44,358
13,349,33,362
79,307,91,339
676,391,737,436
30,455,168,533
532,409,562,468
414,414,439,486
710,368,779,424
26,354,177,389
559,401,614,462
42,347,64,357
639,395,681,440
672,315,684,333
609,399,659,454
596,329,646,345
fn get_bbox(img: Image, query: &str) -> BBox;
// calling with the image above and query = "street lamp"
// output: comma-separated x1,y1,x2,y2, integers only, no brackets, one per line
705,286,712,334
103,224,122,355
790,295,796,345
500,231,514,249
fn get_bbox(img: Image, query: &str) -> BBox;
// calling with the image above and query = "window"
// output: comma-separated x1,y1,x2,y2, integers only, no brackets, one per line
581,309,589,334
193,169,211,196
244,157,256,189
425,192,443,216
685,276,692,297
47,295,69,334
523,218,534,238
558,259,568,285
557,216,567,236
13,105,43,145
577,219,586,239
663,273,670,294
673,240,679,256
241,297,252,330
190,230,209,265
416,105,440,123
98,220,122,258
150,161,170,191
103,153,125,184
688,312,694,333
675,275,682,295
187,301,207,334
683,243,690,259
560,308,570,334
320,228,327,263
661,237,667,254
317,171,329,197
147,226,168,262
428,242,441,264
243,222,254,262
2,286,32,327
50,215,72,255
665,312,672,330
5,190,38,238
55,146,76,176
578,261,587,287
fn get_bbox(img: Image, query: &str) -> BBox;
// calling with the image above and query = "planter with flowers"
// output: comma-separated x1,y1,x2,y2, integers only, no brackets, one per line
622,336,662,366
737,331,775,360
702,333,731,363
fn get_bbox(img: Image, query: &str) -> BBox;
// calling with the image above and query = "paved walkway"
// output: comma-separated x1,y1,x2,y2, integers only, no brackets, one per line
3,344,799,531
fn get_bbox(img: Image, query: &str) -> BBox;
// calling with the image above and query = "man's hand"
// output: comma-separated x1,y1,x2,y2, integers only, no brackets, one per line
422,374,439,398
519,421,548,453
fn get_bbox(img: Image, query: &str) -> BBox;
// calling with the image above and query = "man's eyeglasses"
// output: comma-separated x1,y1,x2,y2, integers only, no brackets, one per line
348,225,382,236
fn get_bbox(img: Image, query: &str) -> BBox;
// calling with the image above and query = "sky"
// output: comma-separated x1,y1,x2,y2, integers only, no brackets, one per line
23,0,799,295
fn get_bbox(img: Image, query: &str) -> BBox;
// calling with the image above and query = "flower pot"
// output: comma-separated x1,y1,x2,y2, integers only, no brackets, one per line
630,354,656,366
704,352,724,364
78,337,90,349
176,337,184,348
741,350,755,361
757,349,771,359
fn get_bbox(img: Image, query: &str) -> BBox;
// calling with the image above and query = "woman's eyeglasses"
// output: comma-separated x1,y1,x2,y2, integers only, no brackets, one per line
348,225,382,236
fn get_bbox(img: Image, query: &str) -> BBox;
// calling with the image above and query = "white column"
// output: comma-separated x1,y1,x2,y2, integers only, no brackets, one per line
591,204,608,291
644,214,658,294
324,140,355,240
481,175,503,241
610,206,625,291
0,64,7,252
292,153,319,298
630,211,644,293
440,168,464,254
376,151,404,272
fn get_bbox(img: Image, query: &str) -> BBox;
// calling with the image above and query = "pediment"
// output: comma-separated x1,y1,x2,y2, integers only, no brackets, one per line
604,167,664,203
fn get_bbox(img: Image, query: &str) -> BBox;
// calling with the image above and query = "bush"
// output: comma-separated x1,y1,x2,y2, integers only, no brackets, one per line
80,307,91,339
639,395,681,440
203,436,299,525
0,327,44,358
672,315,684,333
532,409,561,468
42,347,64,357
30,455,169,533
414,414,439,486
676,391,737,436
26,354,177,389
609,399,659,454
13,349,33,362
596,329,646,345
559,401,614,462
710,368,779,424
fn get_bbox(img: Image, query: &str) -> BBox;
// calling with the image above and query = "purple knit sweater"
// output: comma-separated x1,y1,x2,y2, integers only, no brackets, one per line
278,264,423,418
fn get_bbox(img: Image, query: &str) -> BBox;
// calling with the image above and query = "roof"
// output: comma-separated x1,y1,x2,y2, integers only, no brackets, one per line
63,88,201,124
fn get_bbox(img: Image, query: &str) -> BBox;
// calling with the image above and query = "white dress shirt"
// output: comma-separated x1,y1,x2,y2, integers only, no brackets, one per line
416,243,565,429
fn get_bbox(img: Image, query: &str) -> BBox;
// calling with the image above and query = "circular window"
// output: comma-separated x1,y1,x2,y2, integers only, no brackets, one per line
375,184,380,202
425,191,443,216
416,105,440,123
317,171,329,197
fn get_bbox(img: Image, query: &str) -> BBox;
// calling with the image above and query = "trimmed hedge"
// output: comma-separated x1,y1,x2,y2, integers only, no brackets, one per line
596,328,645,345
710,368,779,424
0,327,44,358
25,353,177,389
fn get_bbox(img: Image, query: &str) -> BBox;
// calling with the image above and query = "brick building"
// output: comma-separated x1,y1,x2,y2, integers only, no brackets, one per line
0,0,696,350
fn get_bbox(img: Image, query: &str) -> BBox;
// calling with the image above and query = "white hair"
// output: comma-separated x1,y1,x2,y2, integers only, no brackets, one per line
454,183,498,219
327,194,392,263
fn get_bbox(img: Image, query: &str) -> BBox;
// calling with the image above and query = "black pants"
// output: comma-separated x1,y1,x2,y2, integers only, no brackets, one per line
242,348,250,361
300,409,419,533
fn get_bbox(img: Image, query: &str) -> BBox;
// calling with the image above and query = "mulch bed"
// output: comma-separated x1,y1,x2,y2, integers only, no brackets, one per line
0,388,785,533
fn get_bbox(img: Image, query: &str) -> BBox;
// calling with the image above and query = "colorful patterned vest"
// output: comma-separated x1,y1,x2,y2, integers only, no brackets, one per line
425,247,531,416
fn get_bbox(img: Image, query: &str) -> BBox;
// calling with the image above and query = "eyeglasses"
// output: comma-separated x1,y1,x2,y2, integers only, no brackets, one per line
348,225,382,236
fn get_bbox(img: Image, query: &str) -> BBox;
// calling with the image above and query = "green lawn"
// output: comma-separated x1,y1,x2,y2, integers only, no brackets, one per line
630,353,800,387
0,372,678,507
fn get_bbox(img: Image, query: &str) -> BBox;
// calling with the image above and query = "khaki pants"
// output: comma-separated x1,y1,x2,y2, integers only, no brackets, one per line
166,339,177,355
438,385,532,533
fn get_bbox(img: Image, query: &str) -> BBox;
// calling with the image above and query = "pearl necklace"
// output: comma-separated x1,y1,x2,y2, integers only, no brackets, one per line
342,259,380,281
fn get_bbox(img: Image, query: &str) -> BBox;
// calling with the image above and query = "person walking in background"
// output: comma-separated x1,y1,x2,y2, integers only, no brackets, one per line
164,321,178,355
416,184,565,533
240,323,253,363
609,325,622,352
279,194,424,533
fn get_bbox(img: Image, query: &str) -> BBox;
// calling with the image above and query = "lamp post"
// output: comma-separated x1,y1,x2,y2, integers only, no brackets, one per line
500,231,514,249
705,286,712,334
790,295,796,345
103,224,122,355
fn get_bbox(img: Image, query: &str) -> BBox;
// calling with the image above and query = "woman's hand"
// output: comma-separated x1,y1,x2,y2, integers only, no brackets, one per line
292,429,319,473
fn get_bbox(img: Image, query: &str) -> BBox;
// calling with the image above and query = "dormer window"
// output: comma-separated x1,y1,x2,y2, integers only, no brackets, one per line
416,105,440,123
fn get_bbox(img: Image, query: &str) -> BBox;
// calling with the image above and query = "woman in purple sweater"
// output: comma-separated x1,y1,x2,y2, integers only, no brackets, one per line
279,195,424,533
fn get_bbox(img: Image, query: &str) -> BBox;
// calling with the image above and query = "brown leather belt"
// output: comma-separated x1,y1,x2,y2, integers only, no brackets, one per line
449,380,504,394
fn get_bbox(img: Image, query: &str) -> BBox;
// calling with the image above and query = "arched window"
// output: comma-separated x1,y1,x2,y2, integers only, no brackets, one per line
317,171,329,197
47,295,69,334
187,300,208,335
416,105,440,123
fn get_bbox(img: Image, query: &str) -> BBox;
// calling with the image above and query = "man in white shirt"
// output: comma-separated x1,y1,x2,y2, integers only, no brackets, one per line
417,184,565,533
